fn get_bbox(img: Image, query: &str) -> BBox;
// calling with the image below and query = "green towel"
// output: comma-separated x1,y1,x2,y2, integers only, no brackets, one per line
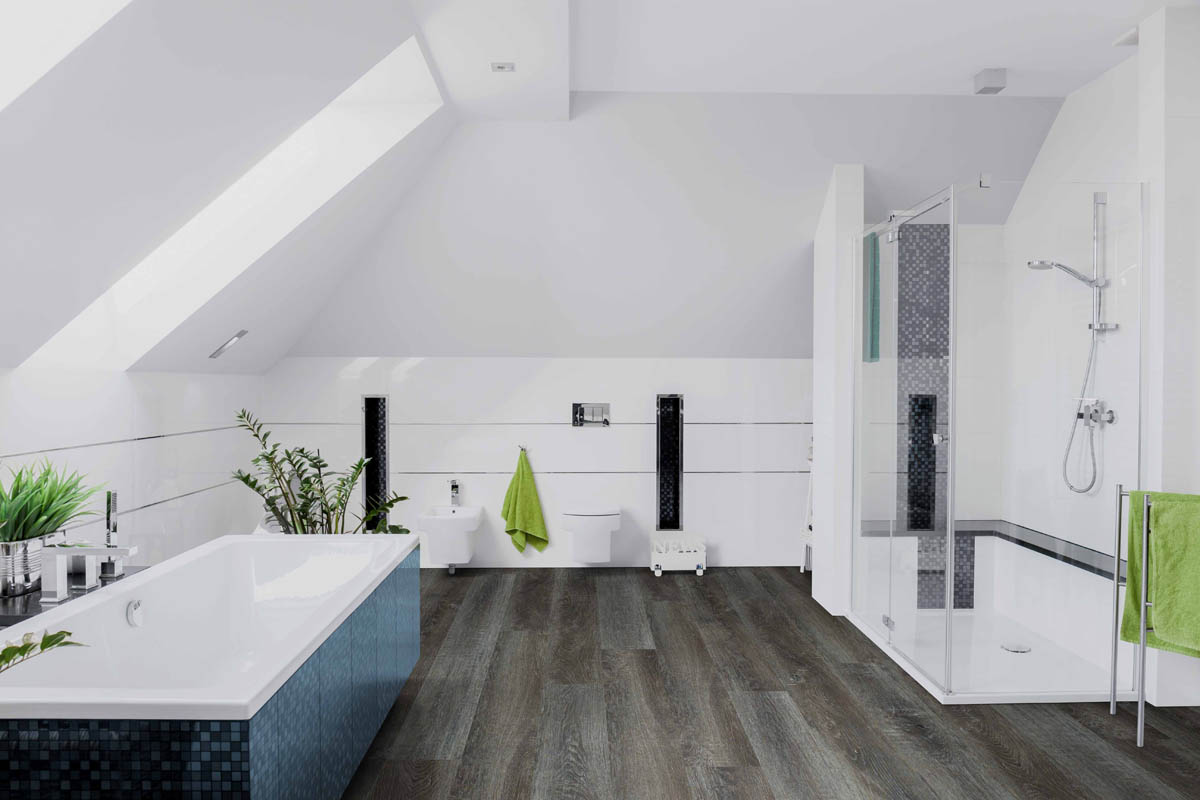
862,232,880,363
501,450,548,554
1120,491,1200,658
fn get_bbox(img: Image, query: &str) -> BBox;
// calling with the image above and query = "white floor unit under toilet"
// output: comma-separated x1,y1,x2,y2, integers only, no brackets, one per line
562,508,621,563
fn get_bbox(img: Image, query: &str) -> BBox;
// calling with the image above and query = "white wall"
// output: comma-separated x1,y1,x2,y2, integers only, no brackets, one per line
812,164,863,615
953,224,1010,520
994,57,1142,553
257,356,811,568
0,369,262,567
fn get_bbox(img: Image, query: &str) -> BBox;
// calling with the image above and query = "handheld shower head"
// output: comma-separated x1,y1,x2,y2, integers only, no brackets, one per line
1027,260,1105,288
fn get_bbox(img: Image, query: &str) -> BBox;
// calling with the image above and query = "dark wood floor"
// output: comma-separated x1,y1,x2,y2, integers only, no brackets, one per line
342,567,1200,799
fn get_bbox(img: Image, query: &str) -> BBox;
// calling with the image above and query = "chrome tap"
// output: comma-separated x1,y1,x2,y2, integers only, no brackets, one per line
450,480,460,507
100,491,123,579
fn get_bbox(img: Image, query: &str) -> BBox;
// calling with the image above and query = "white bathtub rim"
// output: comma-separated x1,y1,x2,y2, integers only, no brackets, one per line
0,533,419,720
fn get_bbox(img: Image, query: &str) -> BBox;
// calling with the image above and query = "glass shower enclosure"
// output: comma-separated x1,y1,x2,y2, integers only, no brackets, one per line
852,179,1143,701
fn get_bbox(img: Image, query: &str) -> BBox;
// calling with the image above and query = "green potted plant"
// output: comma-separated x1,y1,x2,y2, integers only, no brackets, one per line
0,463,100,597
233,410,410,535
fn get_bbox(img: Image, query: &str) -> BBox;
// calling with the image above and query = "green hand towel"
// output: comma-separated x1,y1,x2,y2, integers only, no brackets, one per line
501,450,548,554
1148,500,1200,654
1120,491,1200,658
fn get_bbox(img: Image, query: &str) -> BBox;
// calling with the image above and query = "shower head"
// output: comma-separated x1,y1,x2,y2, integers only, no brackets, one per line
1027,260,1105,288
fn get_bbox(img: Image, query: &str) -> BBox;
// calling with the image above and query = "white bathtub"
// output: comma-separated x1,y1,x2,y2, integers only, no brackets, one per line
0,533,420,720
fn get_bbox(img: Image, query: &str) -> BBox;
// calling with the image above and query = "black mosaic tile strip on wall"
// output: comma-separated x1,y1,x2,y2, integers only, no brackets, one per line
0,719,250,800
363,396,388,531
906,394,937,531
916,533,977,610
897,223,950,360
657,394,683,530
893,223,952,540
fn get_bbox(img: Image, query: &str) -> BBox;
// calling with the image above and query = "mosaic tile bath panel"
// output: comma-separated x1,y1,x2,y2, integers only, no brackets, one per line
1,546,420,800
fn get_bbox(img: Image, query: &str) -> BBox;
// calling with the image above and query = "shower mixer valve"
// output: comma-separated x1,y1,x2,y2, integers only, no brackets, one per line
1077,399,1116,427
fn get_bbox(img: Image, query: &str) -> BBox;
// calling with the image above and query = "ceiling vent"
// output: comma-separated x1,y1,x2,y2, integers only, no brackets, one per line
490,62,516,73
973,68,1007,95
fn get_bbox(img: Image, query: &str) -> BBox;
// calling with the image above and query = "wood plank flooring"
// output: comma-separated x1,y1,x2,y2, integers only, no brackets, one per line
344,567,1200,799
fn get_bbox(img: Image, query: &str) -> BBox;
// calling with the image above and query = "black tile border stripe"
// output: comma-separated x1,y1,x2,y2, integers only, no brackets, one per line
862,518,1126,581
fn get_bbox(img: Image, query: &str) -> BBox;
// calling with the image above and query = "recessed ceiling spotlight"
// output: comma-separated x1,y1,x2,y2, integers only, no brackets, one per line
491,62,516,73
209,329,248,359
973,68,1007,95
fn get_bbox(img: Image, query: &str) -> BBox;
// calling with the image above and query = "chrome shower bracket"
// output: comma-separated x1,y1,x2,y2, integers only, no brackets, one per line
1079,399,1116,427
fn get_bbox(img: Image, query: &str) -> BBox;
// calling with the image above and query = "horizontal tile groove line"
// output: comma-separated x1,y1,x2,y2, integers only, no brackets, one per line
265,421,814,427
0,426,241,459
60,480,237,531
390,470,809,475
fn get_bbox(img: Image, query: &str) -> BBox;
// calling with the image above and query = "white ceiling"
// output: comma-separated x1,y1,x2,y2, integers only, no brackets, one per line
2,0,1167,371
410,0,569,120
571,0,1180,96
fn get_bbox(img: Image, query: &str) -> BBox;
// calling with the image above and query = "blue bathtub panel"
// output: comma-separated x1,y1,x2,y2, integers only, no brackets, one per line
397,549,421,683
3,546,418,799
379,567,402,705
321,616,358,798
350,590,381,759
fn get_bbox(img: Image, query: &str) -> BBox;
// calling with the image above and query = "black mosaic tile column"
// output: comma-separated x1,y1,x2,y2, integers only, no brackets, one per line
893,222,974,609
907,394,937,531
657,394,683,531
363,396,388,531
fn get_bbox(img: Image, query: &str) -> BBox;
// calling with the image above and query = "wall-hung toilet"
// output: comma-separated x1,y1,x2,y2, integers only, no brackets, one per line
562,508,621,563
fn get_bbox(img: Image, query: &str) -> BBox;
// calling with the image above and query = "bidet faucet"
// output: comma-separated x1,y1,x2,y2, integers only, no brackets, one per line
450,480,460,507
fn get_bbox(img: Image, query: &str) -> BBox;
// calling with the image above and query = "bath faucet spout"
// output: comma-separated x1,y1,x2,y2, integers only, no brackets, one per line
100,491,124,580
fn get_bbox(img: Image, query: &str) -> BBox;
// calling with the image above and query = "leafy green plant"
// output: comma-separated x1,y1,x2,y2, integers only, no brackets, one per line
233,409,410,535
0,463,100,543
0,630,84,676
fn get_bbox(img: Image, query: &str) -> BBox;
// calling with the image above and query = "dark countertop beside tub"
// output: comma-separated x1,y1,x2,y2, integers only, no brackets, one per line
0,567,147,630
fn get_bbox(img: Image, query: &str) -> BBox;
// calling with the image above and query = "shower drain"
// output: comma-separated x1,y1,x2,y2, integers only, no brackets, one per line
1000,642,1031,654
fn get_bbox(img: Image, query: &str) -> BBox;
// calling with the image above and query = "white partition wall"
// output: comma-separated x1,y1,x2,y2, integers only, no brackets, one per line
812,164,865,615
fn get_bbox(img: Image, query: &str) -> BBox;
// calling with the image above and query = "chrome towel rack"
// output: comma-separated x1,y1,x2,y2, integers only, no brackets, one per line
1110,483,1151,747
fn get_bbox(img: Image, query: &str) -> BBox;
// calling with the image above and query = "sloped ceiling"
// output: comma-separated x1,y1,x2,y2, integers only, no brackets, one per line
4,0,1155,370
131,105,457,374
0,0,422,367
289,92,1062,360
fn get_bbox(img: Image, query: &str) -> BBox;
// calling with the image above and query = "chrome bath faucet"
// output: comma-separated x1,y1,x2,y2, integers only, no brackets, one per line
450,479,460,507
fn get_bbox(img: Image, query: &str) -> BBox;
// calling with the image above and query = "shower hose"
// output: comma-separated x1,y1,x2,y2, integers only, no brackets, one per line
1063,331,1099,494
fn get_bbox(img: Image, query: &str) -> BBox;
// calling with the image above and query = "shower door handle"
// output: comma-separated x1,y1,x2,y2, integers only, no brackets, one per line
932,433,948,446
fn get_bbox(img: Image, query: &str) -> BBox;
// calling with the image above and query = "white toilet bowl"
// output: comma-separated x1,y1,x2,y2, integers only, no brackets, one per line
562,508,621,563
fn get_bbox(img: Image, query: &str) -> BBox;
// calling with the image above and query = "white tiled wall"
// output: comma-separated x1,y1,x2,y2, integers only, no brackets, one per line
0,368,262,567
258,357,812,568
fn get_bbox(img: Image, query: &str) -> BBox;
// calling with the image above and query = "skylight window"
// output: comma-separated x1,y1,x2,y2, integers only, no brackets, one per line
26,36,442,371
0,0,133,112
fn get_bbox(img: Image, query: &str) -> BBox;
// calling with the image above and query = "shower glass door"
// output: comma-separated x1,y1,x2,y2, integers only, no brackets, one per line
889,191,954,689
853,188,955,691
853,219,898,644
